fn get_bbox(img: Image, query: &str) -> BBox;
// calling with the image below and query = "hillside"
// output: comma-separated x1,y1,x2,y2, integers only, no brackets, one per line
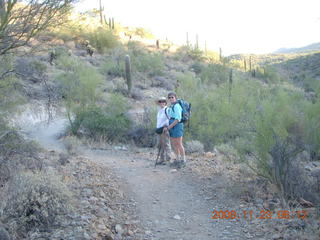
274,42,320,54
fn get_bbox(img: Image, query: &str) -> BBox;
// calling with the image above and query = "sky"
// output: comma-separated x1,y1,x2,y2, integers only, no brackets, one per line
76,0,320,55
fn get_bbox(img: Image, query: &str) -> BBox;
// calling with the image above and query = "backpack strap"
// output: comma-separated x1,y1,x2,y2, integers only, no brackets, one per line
164,107,169,120
171,102,178,113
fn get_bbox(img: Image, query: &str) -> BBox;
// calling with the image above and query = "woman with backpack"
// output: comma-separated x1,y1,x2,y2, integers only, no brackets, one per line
164,92,186,168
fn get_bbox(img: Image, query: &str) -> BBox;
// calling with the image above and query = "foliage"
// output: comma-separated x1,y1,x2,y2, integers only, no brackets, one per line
133,27,154,39
174,45,205,61
100,49,125,77
255,66,281,83
84,27,119,53
0,55,23,118
55,54,103,134
176,65,320,202
0,172,72,237
71,93,131,142
304,91,320,160
131,52,164,77
0,0,75,55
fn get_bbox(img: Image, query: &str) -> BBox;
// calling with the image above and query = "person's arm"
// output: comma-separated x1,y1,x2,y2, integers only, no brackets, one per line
166,120,179,129
164,104,182,131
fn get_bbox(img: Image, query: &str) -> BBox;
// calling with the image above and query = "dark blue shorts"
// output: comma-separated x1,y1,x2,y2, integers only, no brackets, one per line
169,119,184,138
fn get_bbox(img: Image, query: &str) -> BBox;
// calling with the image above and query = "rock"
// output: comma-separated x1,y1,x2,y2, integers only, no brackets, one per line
204,152,215,158
59,152,69,165
0,226,11,240
83,232,91,240
97,224,107,231
310,168,320,178
127,230,134,236
170,169,177,173
101,235,113,240
145,230,152,235
173,214,181,220
271,234,281,239
115,224,124,235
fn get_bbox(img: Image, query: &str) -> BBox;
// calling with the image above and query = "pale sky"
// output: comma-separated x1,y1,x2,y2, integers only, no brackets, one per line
76,0,320,55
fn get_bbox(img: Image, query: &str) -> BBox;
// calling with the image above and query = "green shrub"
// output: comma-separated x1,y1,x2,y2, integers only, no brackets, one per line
304,95,320,159
131,52,165,77
1,172,72,238
176,72,259,148
55,55,103,134
255,66,281,83
0,55,24,118
100,55,125,77
173,45,205,61
72,94,131,142
84,27,119,53
199,63,229,85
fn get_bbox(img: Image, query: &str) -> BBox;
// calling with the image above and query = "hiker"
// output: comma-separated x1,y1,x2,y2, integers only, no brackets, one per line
164,92,186,168
155,97,172,165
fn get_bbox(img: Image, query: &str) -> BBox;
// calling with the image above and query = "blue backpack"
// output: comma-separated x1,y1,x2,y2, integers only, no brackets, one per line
172,99,191,124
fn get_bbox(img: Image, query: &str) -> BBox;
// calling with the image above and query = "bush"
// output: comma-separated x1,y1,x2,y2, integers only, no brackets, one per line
199,63,229,85
72,94,131,142
0,128,42,185
100,49,125,77
55,55,103,135
84,27,119,53
131,52,165,77
185,140,204,154
304,92,320,160
15,58,47,82
0,172,72,238
0,55,24,118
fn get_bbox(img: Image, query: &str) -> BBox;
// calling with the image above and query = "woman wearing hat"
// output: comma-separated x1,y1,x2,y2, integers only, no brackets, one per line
155,97,172,165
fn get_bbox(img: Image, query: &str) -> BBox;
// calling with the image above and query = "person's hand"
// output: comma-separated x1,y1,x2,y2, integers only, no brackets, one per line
163,126,168,132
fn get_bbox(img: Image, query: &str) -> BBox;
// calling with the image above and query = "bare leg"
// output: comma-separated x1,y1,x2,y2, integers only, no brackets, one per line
171,138,181,161
177,137,186,162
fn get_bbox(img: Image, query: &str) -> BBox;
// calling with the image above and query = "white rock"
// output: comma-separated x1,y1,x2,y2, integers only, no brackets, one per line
173,214,181,220
115,224,124,235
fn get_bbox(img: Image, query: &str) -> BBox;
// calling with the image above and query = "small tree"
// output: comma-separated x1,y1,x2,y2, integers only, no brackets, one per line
0,0,75,55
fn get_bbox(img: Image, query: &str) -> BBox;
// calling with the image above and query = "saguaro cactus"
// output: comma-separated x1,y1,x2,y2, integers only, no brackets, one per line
156,39,160,49
125,55,132,95
205,40,207,55
195,34,199,50
186,32,189,47
219,48,222,62
244,58,247,72
229,68,233,101
112,17,115,29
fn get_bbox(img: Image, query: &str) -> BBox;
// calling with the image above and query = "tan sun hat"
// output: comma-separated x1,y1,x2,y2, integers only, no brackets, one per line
156,96,167,103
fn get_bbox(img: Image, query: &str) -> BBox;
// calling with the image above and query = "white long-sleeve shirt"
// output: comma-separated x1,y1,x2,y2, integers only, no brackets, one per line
156,107,169,128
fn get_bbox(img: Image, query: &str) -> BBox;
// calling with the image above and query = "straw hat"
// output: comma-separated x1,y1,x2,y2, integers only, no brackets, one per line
156,96,167,103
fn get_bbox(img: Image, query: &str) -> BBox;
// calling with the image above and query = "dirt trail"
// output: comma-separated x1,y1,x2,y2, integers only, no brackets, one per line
19,112,248,240
88,149,246,240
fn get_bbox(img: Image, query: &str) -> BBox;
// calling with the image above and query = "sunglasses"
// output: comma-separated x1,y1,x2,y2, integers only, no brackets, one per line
158,100,166,103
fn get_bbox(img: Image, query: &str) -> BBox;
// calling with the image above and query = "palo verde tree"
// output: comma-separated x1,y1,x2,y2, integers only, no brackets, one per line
0,0,76,55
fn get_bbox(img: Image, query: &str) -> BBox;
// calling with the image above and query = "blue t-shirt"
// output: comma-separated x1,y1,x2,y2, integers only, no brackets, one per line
168,102,182,122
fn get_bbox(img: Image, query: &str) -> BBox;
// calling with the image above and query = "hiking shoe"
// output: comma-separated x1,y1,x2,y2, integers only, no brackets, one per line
155,160,166,166
169,161,179,168
176,160,186,169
